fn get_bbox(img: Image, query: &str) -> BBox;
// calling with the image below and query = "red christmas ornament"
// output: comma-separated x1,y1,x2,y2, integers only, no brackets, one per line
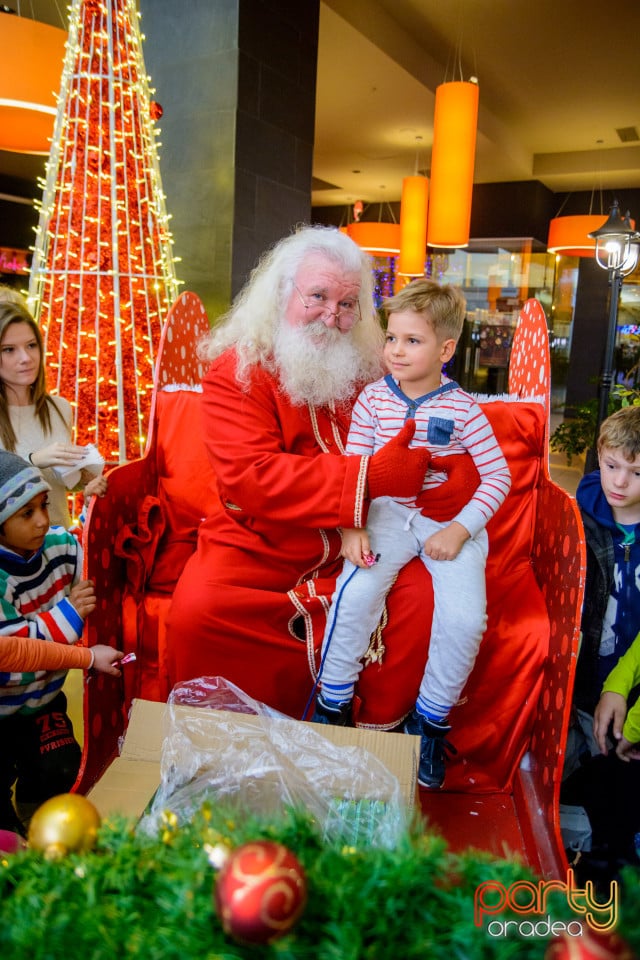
545,928,636,960
214,840,307,945
150,101,164,121
0,829,27,854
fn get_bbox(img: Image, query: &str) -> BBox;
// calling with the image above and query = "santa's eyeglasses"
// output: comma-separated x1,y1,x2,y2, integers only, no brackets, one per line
294,286,361,330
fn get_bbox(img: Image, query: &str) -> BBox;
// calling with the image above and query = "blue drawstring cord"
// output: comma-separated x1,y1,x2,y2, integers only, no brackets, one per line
301,563,361,721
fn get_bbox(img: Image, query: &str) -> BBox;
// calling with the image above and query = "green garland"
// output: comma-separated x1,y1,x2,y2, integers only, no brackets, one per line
1,805,638,959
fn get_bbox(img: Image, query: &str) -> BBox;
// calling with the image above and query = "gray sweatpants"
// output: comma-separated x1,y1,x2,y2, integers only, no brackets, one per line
320,497,489,711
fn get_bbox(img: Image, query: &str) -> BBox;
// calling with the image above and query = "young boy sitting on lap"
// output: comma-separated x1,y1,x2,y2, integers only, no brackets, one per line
311,279,511,789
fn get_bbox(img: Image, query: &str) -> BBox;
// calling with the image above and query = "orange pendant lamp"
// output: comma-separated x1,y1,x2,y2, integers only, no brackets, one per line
427,80,479,249
397,175,429,276
346,221,401,257
547,214,609,257
0,13,67,154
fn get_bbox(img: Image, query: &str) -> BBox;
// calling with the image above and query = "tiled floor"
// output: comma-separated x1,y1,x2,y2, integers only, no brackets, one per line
548,411,586,498
549,450,584,498
65,665,85,748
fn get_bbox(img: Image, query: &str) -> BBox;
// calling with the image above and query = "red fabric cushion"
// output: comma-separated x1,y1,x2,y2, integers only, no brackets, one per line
148,389,219,593
481,400,545,577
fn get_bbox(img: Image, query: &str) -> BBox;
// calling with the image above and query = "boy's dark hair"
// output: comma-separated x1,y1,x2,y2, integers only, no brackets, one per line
382,279,466,343
597,405,640,461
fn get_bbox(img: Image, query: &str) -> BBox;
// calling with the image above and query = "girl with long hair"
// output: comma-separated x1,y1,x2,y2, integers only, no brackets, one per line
0,299,106,528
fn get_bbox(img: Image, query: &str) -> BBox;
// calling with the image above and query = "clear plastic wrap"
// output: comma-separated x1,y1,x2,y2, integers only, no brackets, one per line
137,676,410,848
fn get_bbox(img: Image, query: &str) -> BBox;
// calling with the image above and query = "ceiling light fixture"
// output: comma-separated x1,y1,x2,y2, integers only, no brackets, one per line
346,221,401,258
0,11,67,154
547,142,612,258
427,78,479,249
343,193,401,258
547,214,608,257
397,137,429,277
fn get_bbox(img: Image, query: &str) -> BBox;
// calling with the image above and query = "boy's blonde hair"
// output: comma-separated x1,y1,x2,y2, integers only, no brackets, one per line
382,278,466,342
597,405,640,461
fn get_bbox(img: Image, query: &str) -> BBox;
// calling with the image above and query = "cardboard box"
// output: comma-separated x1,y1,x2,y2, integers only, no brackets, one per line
88,698,420,821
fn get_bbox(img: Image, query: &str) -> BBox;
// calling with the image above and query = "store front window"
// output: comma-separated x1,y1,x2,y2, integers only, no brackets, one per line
550,255,640,404
368,241,640,412
369,240,565,396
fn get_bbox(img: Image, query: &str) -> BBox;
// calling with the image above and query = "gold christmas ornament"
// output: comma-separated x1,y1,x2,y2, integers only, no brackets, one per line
28,793,101,859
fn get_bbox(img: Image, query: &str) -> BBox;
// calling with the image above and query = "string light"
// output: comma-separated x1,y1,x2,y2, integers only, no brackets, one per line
28,0,181,462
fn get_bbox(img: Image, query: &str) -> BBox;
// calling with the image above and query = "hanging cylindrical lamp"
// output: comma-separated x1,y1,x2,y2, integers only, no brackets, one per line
547,214,609,258
427,79,479,249
0,13,67,154
346,221,401,257
397,175,429,276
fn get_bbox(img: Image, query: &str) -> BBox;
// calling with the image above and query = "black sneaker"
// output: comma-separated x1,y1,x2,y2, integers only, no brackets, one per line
311,692,353,726
403,711,457,789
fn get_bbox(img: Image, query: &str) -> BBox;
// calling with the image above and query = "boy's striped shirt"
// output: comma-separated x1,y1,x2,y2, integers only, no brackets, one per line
348,375,511,538
0,528,83,716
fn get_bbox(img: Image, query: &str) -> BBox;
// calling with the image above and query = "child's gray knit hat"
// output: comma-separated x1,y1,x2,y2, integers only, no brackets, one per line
0,451,51,526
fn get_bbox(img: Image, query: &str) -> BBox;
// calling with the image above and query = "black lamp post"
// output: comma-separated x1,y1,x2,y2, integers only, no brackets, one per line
583,202,640,473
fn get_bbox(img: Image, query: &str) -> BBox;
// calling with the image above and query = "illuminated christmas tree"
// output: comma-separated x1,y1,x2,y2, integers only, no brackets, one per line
29,0,180,463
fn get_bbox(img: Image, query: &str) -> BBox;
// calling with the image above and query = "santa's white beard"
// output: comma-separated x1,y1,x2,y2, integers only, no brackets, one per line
273,320,373,407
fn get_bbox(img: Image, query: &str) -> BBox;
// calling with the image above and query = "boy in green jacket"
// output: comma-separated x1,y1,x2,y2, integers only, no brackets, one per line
594,637,640,761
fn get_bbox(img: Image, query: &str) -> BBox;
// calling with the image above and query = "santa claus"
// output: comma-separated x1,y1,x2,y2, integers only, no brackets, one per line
167,225,444,727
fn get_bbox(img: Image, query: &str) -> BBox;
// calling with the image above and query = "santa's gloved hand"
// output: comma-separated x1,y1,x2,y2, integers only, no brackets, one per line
367,420,431,500
415,453,480,521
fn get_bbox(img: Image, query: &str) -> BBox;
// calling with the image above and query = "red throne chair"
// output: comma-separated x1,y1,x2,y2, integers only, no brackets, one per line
420,299,586,875
75,293,585,878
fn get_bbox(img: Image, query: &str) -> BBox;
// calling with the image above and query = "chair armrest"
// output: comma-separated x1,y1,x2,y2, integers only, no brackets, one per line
75,453,159,793
526,475,586,872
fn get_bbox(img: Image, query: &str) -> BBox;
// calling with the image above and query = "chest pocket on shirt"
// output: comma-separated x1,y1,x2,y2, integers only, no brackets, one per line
427,416,454,446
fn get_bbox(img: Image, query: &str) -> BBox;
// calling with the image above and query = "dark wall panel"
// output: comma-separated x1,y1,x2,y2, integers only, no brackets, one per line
140,0,238,320
469,181,556,244
234,0,319,299
141,0,319,322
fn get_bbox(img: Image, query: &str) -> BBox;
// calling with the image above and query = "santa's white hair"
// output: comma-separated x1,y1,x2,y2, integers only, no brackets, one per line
198,224,384,403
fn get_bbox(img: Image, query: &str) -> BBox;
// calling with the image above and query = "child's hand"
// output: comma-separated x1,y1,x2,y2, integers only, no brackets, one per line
423,521,470,561
84,475,108,498
615,735,640,762
593,691,627,754
69,579,97,619
341,527,372,567
91,646,124,676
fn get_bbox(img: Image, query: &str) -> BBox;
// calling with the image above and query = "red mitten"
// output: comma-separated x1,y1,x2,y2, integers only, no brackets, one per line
415,453,481,521
367,420,431,500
